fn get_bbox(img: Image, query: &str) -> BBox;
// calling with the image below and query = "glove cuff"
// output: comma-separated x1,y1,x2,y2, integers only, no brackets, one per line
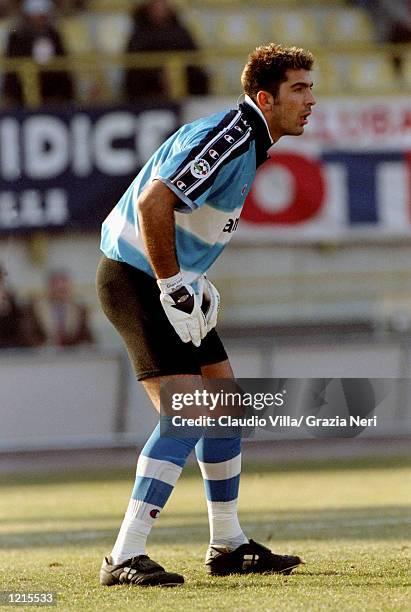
157,271,184,294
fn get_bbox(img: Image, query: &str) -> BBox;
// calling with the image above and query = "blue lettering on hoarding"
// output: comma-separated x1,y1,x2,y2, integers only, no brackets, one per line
323,152,404,224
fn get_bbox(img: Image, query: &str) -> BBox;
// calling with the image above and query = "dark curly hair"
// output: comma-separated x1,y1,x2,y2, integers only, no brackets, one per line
241,43,314,100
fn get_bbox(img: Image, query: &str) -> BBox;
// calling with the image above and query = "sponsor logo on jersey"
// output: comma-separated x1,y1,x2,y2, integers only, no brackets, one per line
223,217,239,233
150,508,160,518
170,111,252,197
191,158,211,178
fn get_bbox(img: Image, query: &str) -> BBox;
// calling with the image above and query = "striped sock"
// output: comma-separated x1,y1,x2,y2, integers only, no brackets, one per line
111,423,199,564
195,437,248,550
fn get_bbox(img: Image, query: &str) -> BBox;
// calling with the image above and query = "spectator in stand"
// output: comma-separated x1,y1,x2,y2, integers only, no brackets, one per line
2,0,74,106
379,1,411,75
123,0,209,102
358,0,411,74
0,264,34,348
27,269,94,347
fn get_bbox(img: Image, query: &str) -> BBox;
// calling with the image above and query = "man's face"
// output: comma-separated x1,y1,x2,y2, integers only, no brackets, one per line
268,68,315,140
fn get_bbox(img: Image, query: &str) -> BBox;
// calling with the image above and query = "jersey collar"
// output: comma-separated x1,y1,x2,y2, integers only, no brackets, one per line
239,95,273,167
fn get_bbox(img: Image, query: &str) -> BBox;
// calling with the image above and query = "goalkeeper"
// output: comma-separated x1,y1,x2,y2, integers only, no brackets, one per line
97,43,316,587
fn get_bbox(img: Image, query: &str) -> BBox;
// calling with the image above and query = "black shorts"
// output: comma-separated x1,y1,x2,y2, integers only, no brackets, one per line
96,255,228,380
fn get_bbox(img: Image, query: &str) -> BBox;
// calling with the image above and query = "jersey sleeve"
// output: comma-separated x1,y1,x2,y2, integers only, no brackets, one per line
155,110,251,212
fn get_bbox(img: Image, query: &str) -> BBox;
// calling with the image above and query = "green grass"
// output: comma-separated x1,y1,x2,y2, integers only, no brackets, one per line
0,456,410,611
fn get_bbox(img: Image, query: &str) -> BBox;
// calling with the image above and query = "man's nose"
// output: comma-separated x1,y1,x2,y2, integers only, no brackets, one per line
307,90,316,106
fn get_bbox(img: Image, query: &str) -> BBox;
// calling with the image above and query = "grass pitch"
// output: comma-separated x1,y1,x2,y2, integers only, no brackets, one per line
0,456,410,611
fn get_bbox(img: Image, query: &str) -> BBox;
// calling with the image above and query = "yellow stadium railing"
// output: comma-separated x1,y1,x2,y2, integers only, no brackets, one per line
1,44,411,108
86,0,347,10
0,50,203,107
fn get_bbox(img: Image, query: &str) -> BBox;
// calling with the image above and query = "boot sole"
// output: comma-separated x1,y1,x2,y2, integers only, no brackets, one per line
206,560,304,576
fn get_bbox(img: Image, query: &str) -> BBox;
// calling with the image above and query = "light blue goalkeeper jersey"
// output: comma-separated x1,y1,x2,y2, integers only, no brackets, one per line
100,97,272,285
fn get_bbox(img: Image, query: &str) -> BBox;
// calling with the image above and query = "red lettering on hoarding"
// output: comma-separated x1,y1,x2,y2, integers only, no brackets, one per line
340,110,362,140
401,112,411,132
370,108,390,135
243,154,325,224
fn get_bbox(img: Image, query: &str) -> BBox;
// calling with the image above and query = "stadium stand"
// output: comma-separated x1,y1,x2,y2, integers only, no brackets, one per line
2,0,411,104
94,11,133,54
213,9,261,49
60,14,94,53
210,57,247,95
309,54,343,95
324,5,375,46
269,9,322,47
346,53,398,93
400,50,411,89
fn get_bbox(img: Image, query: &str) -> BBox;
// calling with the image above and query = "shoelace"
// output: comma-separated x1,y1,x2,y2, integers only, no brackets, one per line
128,556,164,573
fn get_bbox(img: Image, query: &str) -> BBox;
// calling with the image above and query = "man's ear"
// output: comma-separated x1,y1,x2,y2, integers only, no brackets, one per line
256,90,274,111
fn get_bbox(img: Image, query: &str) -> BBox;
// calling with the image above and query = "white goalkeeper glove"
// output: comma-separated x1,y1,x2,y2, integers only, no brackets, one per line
198,275,220,333
157,272,207,347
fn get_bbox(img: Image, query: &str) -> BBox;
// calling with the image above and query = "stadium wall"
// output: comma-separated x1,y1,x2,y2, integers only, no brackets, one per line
1,338,410,451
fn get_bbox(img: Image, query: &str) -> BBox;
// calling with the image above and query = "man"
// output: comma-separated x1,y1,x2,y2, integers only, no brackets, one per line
123,0,209,101
2,0,74,107
97,43,315,587
27,270,94,347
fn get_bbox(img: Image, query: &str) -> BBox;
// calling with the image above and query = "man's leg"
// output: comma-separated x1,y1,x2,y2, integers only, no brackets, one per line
195,360,248,549
100,373,202,587
97,258,225,585
109,374,201,564
197,360,304,576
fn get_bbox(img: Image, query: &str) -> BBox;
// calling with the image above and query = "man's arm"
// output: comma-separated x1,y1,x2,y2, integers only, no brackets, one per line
137,179,180,279
136,179,207,346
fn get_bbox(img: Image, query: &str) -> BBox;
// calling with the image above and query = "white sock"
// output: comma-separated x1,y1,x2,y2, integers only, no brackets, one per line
110,499,157,564
207,499,248,550
110,453,183,564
